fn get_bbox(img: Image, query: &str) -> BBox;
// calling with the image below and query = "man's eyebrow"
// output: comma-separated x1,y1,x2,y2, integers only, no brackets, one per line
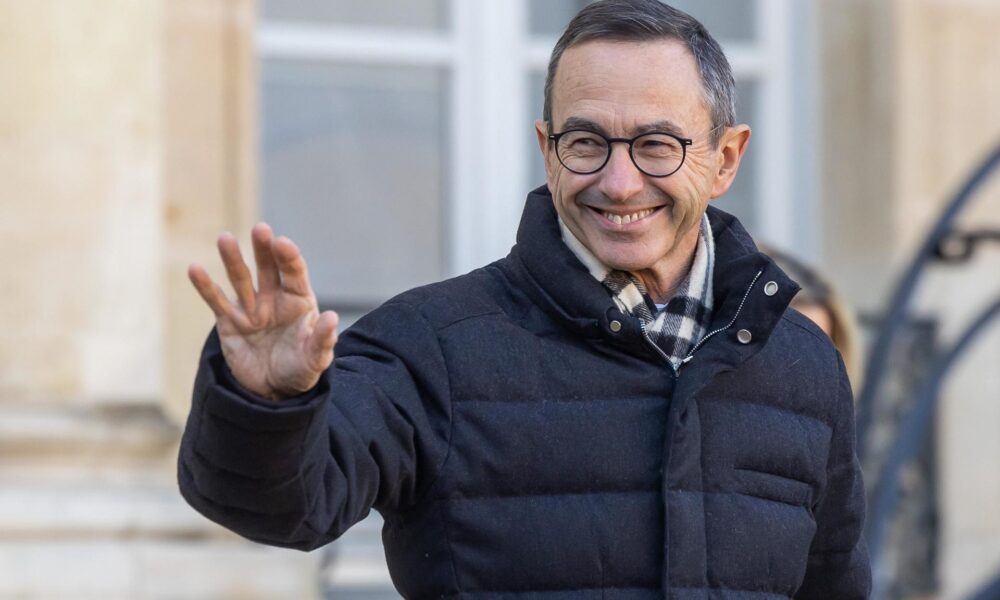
558,117,686,137
559,117,607,134
633,120,685,137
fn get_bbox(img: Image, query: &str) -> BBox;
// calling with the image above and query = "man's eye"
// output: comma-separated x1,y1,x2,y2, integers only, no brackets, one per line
639,137,675,148
637,137,682,154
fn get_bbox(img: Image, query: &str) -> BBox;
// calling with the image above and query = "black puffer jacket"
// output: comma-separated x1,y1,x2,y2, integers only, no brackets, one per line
179,187,870,598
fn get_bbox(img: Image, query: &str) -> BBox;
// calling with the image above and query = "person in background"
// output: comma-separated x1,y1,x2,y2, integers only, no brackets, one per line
762,245,862,388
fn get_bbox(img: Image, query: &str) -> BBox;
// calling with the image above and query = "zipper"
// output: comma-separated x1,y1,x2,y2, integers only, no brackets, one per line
643,271,762,597
635,269,764,371
680,269,764,366
639,318,678,373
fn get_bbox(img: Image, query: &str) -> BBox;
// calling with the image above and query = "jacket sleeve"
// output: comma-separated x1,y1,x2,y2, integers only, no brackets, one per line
796,355,872,598
177,299,452,551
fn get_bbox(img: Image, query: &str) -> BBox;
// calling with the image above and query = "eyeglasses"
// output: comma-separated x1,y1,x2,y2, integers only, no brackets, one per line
547,128,698,178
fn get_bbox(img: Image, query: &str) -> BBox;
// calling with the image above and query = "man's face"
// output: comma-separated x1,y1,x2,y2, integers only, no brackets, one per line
536,39,749,275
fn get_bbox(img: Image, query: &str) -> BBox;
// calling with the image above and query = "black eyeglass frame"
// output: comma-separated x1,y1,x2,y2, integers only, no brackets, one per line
547,129,694,178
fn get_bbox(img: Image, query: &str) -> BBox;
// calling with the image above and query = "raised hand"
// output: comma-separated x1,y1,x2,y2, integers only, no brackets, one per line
188,223,338,400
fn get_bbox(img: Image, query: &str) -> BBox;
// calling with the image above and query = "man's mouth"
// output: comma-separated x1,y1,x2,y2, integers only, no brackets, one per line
588,206,662,225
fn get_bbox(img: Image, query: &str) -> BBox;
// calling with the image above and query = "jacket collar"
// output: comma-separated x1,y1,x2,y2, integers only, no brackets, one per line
506,185,800,370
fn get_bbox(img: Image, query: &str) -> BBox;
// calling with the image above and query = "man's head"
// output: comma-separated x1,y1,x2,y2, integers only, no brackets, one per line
536,0,751,283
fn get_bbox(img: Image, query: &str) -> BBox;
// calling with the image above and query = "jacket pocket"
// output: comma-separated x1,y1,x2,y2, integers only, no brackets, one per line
732,466,814,509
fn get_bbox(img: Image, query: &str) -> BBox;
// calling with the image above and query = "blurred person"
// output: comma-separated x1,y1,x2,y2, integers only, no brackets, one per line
178,1,870,597
762,245,862,387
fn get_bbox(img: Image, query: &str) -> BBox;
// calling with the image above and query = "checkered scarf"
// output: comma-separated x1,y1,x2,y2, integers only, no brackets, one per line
560,213,715,370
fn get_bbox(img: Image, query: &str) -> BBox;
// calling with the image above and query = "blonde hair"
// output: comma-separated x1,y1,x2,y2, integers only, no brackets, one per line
762,246,862,391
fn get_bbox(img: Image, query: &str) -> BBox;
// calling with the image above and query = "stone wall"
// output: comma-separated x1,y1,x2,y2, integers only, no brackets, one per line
0,1,319,597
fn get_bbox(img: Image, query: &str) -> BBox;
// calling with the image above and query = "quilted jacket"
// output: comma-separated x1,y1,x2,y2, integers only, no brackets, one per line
178,186,871,598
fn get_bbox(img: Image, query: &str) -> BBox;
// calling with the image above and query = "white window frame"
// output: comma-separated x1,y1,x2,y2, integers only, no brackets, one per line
257,1,528,278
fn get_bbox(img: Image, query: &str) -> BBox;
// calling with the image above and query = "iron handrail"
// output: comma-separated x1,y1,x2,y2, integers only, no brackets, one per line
855,143,1000,459
865,297,1000,598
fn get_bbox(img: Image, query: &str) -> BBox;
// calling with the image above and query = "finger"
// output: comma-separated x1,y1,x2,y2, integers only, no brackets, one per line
307,310,339,370
188,263,236,318
217,233,257,314
251,222,280,294
271,236,314,298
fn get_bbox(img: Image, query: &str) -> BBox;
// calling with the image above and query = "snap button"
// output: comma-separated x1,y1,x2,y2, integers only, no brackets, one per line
737,329,753,344
609,320,623,333
764,281,779,296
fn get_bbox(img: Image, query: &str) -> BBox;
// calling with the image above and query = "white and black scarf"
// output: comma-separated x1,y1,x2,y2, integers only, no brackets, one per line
560,214,716,370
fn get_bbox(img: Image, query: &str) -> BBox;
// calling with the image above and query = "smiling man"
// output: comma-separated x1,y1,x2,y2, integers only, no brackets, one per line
179,1,871,598
541,39,732,303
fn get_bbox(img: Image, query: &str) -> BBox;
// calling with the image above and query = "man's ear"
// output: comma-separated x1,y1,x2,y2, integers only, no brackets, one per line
710,124,752,199
534,119,556,185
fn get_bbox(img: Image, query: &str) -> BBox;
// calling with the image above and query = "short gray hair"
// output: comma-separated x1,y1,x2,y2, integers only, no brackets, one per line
543,0,736,146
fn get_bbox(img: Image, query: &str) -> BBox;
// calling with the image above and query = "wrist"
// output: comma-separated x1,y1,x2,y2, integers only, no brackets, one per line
264,373,320,402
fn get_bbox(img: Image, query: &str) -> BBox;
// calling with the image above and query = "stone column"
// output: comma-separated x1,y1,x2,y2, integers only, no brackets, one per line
0,1,319,597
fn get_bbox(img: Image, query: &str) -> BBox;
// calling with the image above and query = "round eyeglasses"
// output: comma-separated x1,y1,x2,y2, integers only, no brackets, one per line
548,129,693,178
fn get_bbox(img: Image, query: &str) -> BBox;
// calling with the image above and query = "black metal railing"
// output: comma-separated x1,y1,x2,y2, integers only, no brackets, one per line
855,141,1000,599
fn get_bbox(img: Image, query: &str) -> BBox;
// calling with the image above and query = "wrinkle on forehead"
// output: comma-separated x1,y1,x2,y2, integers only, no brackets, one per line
551,39,713,136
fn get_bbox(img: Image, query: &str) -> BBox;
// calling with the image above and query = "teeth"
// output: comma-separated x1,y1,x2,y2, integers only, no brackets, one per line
603,208,655,225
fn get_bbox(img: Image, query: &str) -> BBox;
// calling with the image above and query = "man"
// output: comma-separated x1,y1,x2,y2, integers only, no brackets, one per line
179,1,871,597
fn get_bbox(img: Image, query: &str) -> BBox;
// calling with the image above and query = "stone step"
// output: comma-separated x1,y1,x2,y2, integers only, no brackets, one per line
0,402,179,466
320,514,394,590
0,482,215,539
0,539,321,599
0,483,398,592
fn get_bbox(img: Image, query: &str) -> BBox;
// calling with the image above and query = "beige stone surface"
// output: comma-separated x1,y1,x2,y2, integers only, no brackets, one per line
818,0,899,312
0,540,320,600
162,0,258,426
0,403,177,467
0,0,163,403
0,1,319,598
892,1,1000,250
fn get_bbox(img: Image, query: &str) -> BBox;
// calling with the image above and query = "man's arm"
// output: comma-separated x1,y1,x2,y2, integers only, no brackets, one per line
178,297,451,550
796,356,872,598
178,223,451,550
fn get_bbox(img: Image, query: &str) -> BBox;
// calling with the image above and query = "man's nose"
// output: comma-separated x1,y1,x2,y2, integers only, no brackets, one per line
597,143,644,202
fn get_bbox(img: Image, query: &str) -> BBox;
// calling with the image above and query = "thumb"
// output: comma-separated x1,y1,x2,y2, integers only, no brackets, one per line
307,310,339,370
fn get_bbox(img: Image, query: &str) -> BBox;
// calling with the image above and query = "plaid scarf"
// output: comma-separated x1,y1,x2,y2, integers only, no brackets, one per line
559,214,716,370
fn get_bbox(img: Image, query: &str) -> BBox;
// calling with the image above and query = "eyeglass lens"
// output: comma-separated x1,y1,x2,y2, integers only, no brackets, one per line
556,131,685,177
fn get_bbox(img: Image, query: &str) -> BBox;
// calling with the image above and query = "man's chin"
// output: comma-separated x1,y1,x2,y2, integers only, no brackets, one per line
593,247,661,273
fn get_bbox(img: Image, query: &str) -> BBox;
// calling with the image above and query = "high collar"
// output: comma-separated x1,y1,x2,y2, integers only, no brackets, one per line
505,185,801,370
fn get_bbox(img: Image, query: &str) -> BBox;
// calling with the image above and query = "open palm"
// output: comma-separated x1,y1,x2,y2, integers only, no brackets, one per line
188,223,339,400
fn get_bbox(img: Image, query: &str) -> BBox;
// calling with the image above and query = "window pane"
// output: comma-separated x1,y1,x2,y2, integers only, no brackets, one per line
712,78,758,232
528,0,756,42
667,0,757,43
262,61,448,310
260,0,448,31
529,0,589,36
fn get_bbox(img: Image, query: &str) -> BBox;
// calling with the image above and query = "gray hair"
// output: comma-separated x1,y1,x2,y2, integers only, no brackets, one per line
543,0,736,146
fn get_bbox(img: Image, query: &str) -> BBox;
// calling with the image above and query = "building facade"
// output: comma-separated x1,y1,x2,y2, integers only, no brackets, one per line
1,0,999,598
